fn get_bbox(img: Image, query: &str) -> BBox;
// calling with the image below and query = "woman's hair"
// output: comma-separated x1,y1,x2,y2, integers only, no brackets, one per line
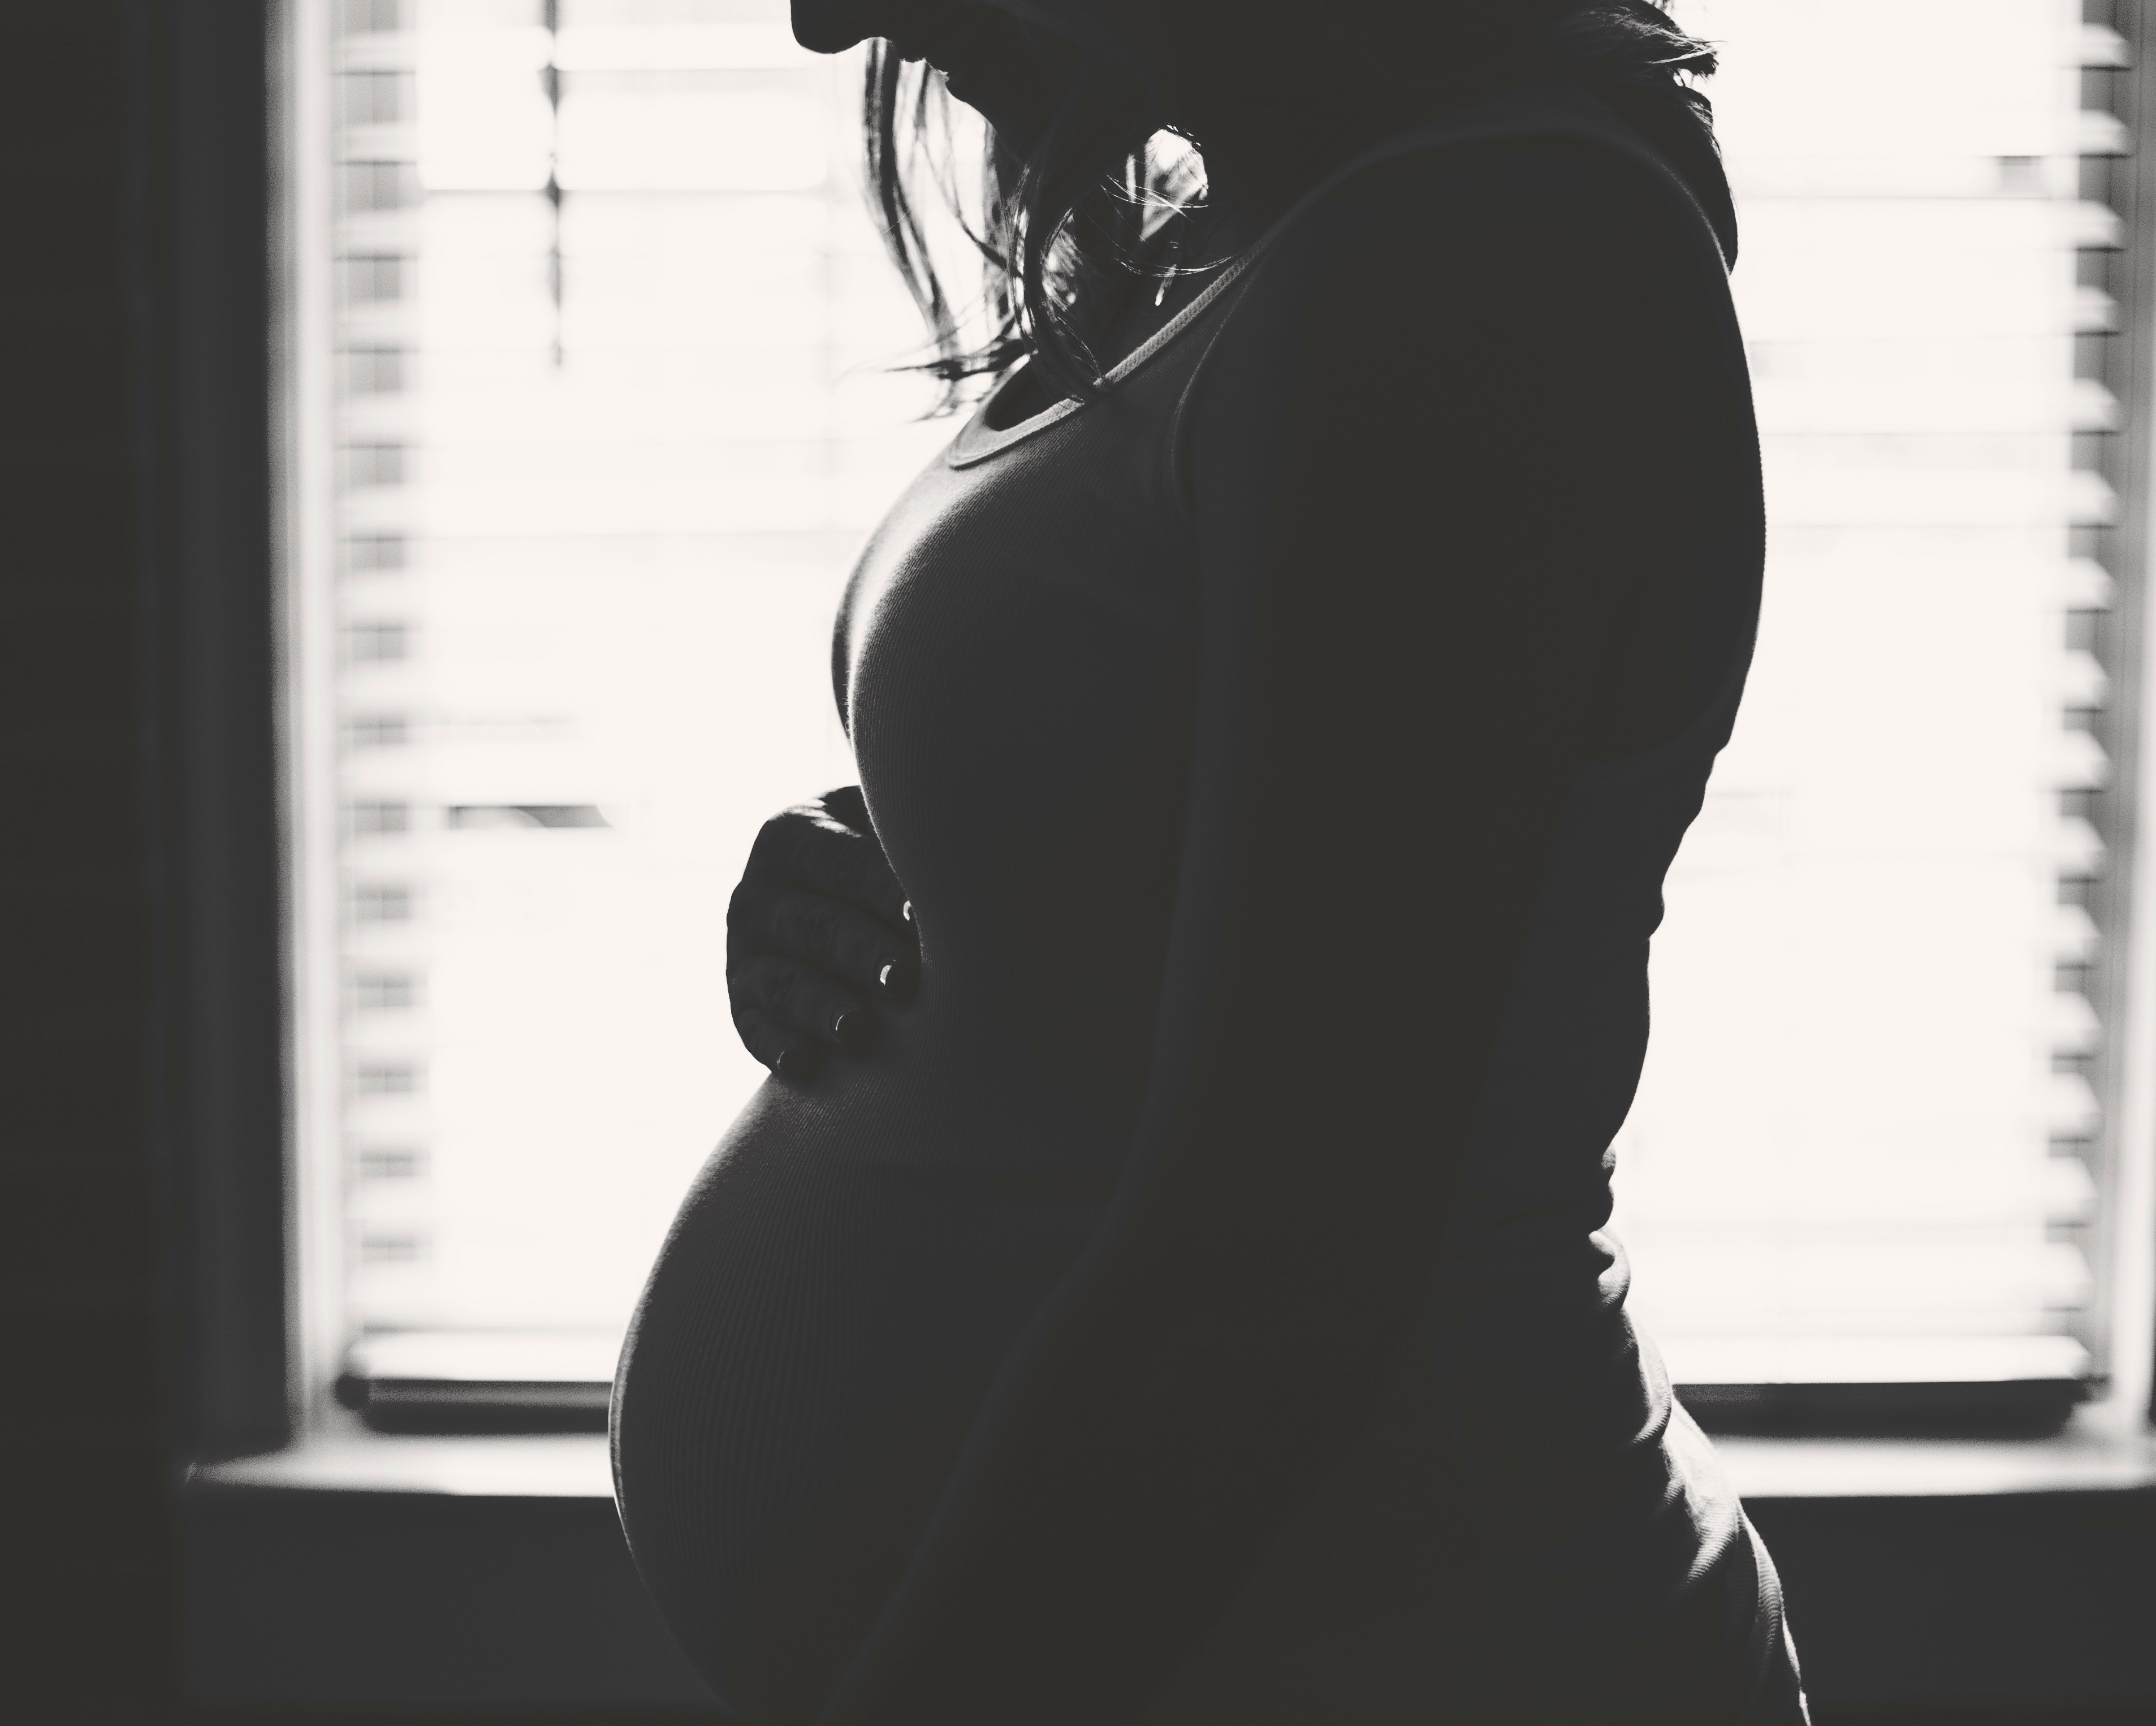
865,1,1722,414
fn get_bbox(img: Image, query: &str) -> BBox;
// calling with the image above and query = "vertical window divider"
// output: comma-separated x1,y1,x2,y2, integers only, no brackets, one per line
269,0,348,1432
2092,0,2156,1431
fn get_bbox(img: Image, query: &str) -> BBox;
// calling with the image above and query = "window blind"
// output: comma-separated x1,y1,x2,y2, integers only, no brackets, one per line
1609,0,2126,1414
316,0,2139,1418
327,0,952,1349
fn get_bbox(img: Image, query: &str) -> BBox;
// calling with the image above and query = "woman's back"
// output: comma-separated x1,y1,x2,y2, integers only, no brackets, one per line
613,74,1807,1725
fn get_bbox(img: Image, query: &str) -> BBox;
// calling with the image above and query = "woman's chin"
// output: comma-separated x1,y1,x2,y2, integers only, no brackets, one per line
950,84,1050,150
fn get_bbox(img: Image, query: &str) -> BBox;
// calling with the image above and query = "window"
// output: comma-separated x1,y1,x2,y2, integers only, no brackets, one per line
1608,0,2149,1424
296,0,2156,1427
306,0,953,1397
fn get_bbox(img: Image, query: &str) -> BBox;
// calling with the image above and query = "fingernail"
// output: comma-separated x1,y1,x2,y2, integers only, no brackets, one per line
775,1046,818,1080
832,1009,875,1052
901,900,913,924
878,957,916,1006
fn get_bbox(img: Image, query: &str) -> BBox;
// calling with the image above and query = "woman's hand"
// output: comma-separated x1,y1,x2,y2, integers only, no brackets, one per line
727,786,918,1080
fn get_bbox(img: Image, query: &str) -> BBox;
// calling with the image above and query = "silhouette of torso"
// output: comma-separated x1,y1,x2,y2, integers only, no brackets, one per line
613,76,1809,1726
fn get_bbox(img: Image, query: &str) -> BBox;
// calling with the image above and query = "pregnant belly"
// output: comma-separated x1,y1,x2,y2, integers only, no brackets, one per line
611,1038,1124,1724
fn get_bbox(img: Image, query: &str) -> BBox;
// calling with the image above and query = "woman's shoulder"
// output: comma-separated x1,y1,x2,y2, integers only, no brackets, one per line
1172,104,1746,536
1248,122,1715,305
1180,120,1726,424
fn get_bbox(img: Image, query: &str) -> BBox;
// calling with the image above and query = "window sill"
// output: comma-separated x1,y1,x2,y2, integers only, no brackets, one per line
188,1410,613,1498
180,1405,2156,1714
187,1401,2156,1504
1714,1400,2156,1498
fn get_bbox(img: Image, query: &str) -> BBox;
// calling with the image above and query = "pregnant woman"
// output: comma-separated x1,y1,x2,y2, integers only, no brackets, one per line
613,1,1811,1720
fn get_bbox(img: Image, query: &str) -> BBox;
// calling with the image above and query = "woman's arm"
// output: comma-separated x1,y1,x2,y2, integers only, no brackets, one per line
820,137,1738,1726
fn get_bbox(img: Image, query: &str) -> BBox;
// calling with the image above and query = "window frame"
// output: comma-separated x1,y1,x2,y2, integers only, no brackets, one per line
189,0,2156,1462
158,0,2156,1711
149,0,300,1466
271,0,349,1440
261,0,2156,1440
2088,0,2156,1439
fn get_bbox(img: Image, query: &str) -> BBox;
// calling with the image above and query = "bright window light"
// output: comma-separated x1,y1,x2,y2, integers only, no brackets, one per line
305,0,2133,1404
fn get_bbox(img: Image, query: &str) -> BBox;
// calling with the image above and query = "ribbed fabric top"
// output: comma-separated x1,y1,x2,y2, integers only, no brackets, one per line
614,75,1809,1726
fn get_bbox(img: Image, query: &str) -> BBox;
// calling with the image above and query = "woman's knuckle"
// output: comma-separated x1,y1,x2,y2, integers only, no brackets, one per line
814,898,854,950
783,899,831,959
766,966,800,1018
763,894,800,946
838,918,881,973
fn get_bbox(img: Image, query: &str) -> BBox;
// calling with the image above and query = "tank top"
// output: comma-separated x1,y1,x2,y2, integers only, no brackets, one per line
612,72,1811,1726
